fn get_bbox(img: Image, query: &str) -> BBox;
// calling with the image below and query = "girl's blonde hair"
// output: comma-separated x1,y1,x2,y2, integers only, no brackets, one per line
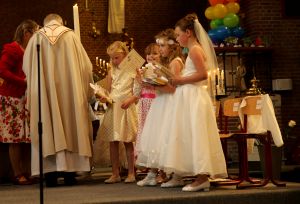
107,41,129,56
155,28,184,66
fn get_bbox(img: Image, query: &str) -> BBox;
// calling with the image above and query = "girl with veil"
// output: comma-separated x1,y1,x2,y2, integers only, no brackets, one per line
165,13,227,191
137,13,227,192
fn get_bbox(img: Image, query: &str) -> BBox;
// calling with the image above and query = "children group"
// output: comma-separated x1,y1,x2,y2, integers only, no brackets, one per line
95,13,228,192
0,12,227,191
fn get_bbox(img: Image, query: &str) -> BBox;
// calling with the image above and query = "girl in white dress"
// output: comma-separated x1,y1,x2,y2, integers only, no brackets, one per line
166,13,228,191
98,41,139,184
135,43,160,158
136,29,184,187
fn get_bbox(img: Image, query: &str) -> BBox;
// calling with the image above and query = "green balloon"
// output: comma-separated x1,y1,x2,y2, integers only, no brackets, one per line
210,19,224,29
223,13,239,28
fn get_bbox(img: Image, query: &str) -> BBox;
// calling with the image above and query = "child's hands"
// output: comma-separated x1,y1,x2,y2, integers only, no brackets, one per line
169,76,182,86
136,68,143,84
121,97,135,109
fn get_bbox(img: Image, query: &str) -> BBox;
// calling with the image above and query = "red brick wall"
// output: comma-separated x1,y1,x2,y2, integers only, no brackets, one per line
241,0,300,163
0,0,76,48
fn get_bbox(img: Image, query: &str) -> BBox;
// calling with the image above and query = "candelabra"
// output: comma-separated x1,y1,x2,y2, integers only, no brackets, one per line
89,22,100,39
93,57,110,81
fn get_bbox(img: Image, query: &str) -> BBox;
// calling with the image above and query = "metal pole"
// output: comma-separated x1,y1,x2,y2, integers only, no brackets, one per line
36,33,44,204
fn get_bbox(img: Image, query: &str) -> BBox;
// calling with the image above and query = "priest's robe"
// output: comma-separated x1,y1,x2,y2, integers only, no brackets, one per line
23,20,94,175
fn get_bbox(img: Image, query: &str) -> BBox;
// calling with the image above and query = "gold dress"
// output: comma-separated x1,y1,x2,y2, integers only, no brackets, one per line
99,66,138,142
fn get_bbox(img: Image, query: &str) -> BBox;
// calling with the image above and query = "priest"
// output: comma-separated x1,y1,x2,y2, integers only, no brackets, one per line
23,13,94,187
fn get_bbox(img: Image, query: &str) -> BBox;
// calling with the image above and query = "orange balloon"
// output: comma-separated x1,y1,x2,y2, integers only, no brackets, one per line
226,2,240,14
205,6,215,20
209,0,225,6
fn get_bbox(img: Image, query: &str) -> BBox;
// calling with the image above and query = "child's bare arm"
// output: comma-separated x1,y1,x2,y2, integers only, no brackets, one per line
121,95,139,109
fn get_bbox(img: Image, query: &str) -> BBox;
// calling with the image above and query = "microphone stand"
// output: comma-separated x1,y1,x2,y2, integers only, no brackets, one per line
36,33,44,204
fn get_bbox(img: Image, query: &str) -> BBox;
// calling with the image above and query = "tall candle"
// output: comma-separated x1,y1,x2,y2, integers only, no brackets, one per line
96,57,99,66
73,4,81,41
85,0,88,10
220,69,225,94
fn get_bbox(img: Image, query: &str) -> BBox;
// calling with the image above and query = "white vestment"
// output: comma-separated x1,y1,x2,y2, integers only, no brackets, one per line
23,20,94,175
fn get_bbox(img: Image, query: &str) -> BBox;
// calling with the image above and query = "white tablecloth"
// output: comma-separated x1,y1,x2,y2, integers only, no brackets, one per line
238,94,284,148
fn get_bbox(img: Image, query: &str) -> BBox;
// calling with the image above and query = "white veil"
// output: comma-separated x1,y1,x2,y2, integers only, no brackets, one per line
194,18,218,102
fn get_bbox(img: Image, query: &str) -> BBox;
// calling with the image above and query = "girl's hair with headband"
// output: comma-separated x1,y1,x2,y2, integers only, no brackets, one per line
155,28,184,66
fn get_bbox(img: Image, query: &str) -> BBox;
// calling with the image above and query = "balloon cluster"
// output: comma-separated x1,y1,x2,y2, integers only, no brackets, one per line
205,0,245,45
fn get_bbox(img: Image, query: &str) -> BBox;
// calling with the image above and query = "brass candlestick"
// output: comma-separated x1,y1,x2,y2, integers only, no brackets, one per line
246,76,264,95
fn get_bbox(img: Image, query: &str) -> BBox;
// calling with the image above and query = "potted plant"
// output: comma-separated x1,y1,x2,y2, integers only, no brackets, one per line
242,37,252,47
224,36,239,47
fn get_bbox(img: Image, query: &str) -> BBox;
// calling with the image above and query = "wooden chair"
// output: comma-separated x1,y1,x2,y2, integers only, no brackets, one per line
237,96,286,188
214,96,286,189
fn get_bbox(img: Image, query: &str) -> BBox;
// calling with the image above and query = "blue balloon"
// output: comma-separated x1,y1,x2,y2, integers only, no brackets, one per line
231,26,245,38
208,29,220,44
215,26,231,41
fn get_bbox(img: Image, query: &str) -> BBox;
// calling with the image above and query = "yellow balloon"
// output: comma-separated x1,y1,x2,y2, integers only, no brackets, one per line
226,2,240,14
205,6,215,20
213,4,228,19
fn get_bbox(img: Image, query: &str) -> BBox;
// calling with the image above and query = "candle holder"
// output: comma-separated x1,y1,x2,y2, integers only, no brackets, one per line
245,76,264,95
94,57,110,80
89,22,100,39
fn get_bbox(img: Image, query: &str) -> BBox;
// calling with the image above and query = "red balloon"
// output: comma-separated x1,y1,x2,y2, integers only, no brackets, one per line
225,0,239,3
209,0,225,6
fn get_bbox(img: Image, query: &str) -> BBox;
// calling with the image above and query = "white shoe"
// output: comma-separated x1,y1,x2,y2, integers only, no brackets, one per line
137,172,157,186
182,180,210,192
161,174,184,188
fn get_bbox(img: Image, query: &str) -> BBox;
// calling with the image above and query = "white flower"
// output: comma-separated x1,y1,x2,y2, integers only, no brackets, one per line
156,38,175,45
288,120,296,128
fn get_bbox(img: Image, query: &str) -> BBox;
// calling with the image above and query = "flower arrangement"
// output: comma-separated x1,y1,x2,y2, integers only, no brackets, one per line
283,120,297,163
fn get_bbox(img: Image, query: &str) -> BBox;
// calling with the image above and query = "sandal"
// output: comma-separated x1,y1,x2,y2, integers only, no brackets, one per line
104,175,121,184
13,175,33,185
124,175,136,183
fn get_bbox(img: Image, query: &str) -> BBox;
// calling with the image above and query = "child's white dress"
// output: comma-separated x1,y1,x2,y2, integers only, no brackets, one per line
137,56,227,179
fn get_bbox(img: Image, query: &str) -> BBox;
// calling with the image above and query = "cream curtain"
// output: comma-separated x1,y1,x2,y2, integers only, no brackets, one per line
108,0,125,33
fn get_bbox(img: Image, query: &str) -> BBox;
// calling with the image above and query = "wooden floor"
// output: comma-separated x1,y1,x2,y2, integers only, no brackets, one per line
0,166,300,204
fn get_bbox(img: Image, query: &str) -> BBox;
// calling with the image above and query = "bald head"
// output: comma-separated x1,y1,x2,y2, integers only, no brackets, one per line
44,13,63,26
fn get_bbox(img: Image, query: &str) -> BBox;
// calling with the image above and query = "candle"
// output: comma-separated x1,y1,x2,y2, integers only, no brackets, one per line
96,57,99,66
100,59,102,67
220,69,225,94
208,71,213,97
73,4,81,41
85,0,88,10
